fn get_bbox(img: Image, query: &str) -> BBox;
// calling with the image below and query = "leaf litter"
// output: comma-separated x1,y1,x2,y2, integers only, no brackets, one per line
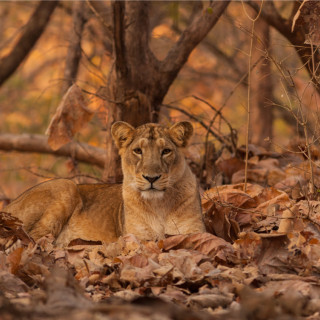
2,151,320,319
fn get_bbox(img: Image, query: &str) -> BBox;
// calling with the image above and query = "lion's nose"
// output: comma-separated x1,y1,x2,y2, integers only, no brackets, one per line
142,175,161,183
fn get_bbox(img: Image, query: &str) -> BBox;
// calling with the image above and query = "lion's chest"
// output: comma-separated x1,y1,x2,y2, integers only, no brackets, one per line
145,213,166,238
143,209,184,238
124,202,177,240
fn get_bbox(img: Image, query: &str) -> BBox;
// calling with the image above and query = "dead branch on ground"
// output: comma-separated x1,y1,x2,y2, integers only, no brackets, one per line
0,133,105,168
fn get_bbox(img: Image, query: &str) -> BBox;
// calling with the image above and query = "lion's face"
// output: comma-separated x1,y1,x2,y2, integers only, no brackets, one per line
112,121,193,199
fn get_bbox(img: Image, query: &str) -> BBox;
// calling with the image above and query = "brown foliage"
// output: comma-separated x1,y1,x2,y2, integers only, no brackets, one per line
2,169,320,319
46,85,93,151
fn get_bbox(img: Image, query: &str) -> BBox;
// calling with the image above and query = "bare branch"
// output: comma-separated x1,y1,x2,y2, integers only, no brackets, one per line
247,1,320,91
88,1,112,37
191,95,235,136
0,134,105,168
62,2,88,94
202,41,244,77
159,1,230,93
247,1,290,38
0,1,59,86
162,104,231,147
87,1,113,53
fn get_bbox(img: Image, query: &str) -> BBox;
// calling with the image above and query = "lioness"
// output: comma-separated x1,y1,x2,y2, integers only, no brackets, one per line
4,121,205,246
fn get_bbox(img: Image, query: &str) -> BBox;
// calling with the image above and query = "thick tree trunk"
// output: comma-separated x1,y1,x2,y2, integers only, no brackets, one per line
103,2,154,182
103,0,230,182
250,17,273,148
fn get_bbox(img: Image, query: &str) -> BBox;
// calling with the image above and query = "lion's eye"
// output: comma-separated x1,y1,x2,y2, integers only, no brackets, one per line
133,148,142,155
162,149,171,155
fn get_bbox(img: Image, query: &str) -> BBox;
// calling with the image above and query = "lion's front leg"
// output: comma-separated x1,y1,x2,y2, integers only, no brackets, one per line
165,214,205,236
164,198,205,236
124,207,165,241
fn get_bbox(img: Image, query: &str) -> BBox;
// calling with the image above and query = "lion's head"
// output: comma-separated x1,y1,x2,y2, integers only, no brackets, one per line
112,121,193,199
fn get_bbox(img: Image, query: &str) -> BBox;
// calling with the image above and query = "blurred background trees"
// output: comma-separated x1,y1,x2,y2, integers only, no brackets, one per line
0,0,319,198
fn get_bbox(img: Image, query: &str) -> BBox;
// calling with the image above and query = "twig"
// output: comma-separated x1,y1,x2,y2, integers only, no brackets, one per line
201,55,264,168
86,0,112,38
191,95,238,184
191,95,235,135
242,0,264,192
161,104,230,146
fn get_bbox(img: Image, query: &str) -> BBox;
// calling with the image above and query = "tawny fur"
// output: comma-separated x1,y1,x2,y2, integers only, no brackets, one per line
4,122,205,246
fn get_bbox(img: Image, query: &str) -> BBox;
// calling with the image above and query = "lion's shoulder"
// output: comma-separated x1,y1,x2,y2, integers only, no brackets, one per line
77,183,122,207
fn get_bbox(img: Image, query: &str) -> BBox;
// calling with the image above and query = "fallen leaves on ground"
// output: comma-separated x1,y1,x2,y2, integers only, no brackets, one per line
2,152,320,319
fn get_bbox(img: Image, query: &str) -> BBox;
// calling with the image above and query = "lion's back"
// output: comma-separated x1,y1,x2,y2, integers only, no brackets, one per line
4,179,81,236
4,179,124,246
52,182,124,245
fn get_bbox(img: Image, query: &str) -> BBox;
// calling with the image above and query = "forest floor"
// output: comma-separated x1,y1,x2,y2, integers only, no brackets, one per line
1,145,320,320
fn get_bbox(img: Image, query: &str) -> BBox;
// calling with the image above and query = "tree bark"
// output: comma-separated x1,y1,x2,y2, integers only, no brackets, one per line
0,1,59,86
104,1,157,182
0,133,105,168
61,1,88,94
250,17,273,148
103,0,230,182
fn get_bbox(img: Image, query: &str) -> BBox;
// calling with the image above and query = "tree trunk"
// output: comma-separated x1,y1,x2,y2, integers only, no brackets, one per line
103,2,154,182
103,0,230,182
250,17,273,148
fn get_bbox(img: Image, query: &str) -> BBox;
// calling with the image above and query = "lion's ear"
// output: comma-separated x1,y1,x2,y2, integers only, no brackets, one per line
169,121,193,147
111,121,135,149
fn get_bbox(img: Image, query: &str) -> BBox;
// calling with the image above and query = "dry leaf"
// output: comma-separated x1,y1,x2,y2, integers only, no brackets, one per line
128,254,149,268
255,235,291,274
46,84,94,151
204,201,239,242
7,247,24,274
267,168,287,186
232,168,268,184
202,184,264,232
203,185,258,210
188,293,232,310
162,233,235,264
216,157,245,181
0,270,28,294
278,210,294,233
254,187,292,215
0,211,33,247
3,178,320,318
